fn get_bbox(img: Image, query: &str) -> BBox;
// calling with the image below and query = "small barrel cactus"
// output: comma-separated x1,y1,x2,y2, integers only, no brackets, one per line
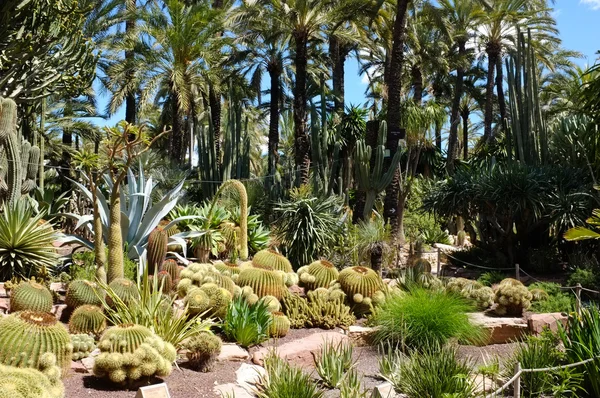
214,261,247,281
529,288,549,302
259,295,281,312
160,259,181,281
149,271,173,293
0,353,64,398
252,249,293,273
446,278,482,295
147,227,168,274
466,287,495,310
65,279,103,309
337,266,385,314
68,305,107,337
239,286,260,306
184,331,222,372
94,324,176,386
298,260,339,292
237,266,287,300
0,311,73,374
411,258,432,273
71,334,96,361
9,280,53,313
269,312,291,337
199,283,232,319
184,287,211,316
493,280,533,316
107,278,140,307
456,230,467,247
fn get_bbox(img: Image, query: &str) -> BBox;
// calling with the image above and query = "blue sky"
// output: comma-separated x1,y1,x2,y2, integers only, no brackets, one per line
95,0,600,127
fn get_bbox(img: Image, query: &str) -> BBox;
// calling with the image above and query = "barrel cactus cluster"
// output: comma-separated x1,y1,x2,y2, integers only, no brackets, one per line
183,331,222,372
297,260,339,292
493,278,533,316
71,334,96,361
0,353,64,398
336,266,387,314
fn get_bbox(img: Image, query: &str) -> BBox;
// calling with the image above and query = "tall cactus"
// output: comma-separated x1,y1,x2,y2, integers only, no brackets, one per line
0,97,40,204
353,121,403,220
209,179,248,260
147,227,168,274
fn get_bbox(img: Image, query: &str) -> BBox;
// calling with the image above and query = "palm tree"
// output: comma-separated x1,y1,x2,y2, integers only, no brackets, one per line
429,0,483,171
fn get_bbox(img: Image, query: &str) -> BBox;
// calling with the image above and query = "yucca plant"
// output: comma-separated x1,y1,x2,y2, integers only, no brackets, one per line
254,351,324,398
354,215,391,275
222,296,271,348
0,200,58,280
314,339,354,388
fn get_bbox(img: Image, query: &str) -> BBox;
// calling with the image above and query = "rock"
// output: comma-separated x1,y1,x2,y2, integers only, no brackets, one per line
214,383,254,398
472,375,497,394
52,304,69,322
371,382,395,398
527,312,568,334
252,331,347,368
49,282,67,292
0,297,9,314
346,325,376,346
71,360,88,374
80,356,95,373
288,285,304,295
468,313,529,345
218,343,250,362
236,363,266,394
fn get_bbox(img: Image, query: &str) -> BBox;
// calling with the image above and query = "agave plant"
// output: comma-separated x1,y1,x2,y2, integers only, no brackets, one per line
61,164,201,260
0,200,58,280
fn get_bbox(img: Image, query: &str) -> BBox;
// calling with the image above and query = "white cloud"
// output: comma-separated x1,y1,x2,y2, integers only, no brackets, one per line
581,0,600,10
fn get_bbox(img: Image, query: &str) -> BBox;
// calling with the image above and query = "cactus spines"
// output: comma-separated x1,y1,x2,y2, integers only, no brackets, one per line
493,279,533,316
529,288,549,301
160,259,181,281
252,249,293,273
260,295,281,312
209,179,248,259
65,279,103,309
298,260,339,292
237,266,287,300
150,271,173,293
456,230,467,247
199,283,232,319
9,280,53,313
467,287,495,310
107,278,140,307
0,311,73,374
184,287,211,316
0,353,64,398
147,227,168,274
184,331,222,372
71,334,96,361
412,258,432,274
338,266,384,301
269,312,291,337
68,305,107,336
94,325,176,385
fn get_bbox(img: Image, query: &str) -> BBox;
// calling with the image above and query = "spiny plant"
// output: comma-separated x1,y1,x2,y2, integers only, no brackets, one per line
71,334,96,361
269,312,291,338
9,280,53,313
337,266,386,314
184,331,222,372
236,266,287,300
314,339,354,388
184,287,211,316
147,226,168,274
297,260,339,292
65,279,103,309
160,259,181,281
0,353,64,398
68,304,107,337
0,311,73,374
199,283,233,319
252,249,293,273
493,279,533,316
106,278,140,307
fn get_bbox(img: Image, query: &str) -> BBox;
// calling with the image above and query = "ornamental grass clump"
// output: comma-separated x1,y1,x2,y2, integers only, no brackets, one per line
254,351,324,398
370,287,483,351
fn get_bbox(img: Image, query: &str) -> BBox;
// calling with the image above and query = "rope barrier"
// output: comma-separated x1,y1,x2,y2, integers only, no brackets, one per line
441,251,515,271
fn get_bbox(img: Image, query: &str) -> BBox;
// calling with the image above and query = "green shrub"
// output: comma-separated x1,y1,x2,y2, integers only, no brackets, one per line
477,271,506,287
313,340,354,388
222,296,271,348
379,344,475,398
404,210,450,245
370,288,482,351
528,282,573,313
567,267,598,290
71,249,136,281
255,351,324,398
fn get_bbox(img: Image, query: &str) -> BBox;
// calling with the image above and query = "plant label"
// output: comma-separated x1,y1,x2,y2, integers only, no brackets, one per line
135,383,171,398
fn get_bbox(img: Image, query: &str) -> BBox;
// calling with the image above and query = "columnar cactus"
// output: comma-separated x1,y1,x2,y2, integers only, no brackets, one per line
412,258,432,273
493,279,533,316
9,280,53,313
269,312,291,337
0,311,73,374
149,271,173,293
0,353,64,398
65,279,103,309
71,334,96,361
298,260,339,292
237,266,287,300
252,249,293,273
68,305,107,336
184,331,222,372
147,227,168,274
160,259,181,282
93,324,176,386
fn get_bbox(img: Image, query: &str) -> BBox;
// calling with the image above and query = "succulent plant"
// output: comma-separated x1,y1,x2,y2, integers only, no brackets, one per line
147,227,168,274
160,259,181,281
238,286,260,306
298,260,339,292
68,305,107,336
281,293,355,330
466,287,495,310
0,311,73,374
199,283,232,319
499,278,524,287
446,278,482,295
106,278,140,307
9,280,53,313
213,261,246,280
337,266,385,314
184,287,211,316
177,278,194,298
252,249,293,273
269,312,291,337
149,271,173,293
411,258,432,273
237,266,287,300
529,288,549,301
65,279,103,309
0,353,64,398
456,230,467,247
93,324,176,386
493,280,533,316
71,334,96,361
259,295,281,312
184,331,222,372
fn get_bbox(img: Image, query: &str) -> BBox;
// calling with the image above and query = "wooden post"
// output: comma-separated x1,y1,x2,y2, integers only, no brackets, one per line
436,247,441,276
513,362,521,398
576,283,582,316
515,263,520,281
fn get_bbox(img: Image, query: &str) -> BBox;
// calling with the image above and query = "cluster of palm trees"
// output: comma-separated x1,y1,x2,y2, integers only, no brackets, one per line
40,0,598,236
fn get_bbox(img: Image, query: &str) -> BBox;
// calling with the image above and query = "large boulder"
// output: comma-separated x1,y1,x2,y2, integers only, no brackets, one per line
468,313,529,345
526,312,568,334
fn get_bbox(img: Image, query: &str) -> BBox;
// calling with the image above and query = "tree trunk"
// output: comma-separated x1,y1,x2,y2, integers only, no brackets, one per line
411,65,423,104
171,94,183,163
435,119,442,150
370,245,383,276
267,63,281,179
125,0,136,124
383,0,409,237
483,42,500,144
496,55,507,127
293,32,311,186
209,85,221,174
462,109,469,160
446,40,466,173
330,36,348,117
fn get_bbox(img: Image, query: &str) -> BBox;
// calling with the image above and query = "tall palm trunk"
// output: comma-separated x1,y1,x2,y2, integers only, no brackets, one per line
61,104,73,194
462,108,469,160
209,85,221,173
483,41,501,144
267,62,281,178
383,0,410,237
330,36,348,116
125,0,136,124
446,40,466,173
496,55,507,126
411,65,423,104
293,32,311,186
171,93,183,163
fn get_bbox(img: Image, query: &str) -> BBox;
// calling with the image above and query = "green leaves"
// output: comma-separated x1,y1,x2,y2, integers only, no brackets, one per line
564,209,600,241
222,296,272,348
